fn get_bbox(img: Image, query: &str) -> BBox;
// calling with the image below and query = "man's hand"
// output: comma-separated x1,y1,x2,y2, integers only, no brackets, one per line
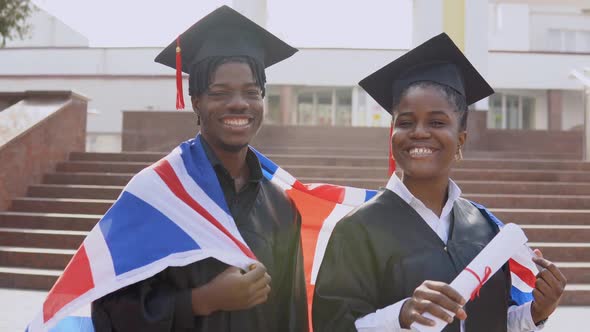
530,249,567,325
191,262,271,315
399,280,467,328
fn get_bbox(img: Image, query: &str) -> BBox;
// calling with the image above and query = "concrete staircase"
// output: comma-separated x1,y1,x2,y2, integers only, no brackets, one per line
1,151,589,305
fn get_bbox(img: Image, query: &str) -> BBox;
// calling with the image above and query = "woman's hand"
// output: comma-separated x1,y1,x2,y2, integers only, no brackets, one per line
399,280,467,328
530,249,567,325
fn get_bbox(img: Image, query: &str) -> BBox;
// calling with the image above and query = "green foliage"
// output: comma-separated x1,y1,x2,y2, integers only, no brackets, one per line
0,0,34,47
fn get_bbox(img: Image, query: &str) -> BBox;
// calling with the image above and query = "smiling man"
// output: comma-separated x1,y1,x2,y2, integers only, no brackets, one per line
90,6,308,332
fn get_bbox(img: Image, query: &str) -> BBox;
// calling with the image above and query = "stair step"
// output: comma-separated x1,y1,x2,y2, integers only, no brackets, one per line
452,169,590,182
28,184,123,199
289,167,590,182
554,262,590,284
268,155,590,170
44,172,133,186
0,267,60,290
529,242,590,261
490,209,590,225
562,285,590,306
0,246,74,270
24,183,590,210
458,181,590,196
464,194,590,209
69,151,164,162
57,161,150,173
0,212,99,231
0,228,86,249
521,225,590,242
9,197,114,214
464,150,580,160
69,151,590,172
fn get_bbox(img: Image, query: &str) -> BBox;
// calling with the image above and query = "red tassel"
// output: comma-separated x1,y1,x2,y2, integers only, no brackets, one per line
175,36,185,110
388,123,396,176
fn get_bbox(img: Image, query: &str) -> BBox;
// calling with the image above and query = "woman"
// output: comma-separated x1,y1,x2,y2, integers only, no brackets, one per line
312,33,566,332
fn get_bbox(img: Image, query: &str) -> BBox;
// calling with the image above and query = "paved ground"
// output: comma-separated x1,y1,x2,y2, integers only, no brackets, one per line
1,288,588,331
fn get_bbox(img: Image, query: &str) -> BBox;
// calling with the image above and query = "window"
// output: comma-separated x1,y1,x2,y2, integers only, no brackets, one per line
335,90,352,126
265,94,281,124
547,29,590,53
297,93,314,125
294,88,353,126
487,93,536,129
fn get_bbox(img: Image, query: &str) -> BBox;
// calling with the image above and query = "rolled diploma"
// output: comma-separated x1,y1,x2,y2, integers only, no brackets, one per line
411,223,529,332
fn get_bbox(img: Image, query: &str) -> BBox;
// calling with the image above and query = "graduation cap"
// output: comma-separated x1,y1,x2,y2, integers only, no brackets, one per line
155,5,298,109
358,33,494,114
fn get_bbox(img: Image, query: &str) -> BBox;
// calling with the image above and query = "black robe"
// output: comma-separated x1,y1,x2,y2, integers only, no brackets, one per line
312,190,511,332
91,178,308,332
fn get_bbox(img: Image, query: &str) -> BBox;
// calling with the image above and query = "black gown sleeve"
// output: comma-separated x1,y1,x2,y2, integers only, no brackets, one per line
91,269,195,332
274,207,309,332
312,213,383,332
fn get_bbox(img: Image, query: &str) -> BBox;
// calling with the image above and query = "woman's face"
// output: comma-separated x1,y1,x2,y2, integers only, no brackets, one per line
391,85,466,181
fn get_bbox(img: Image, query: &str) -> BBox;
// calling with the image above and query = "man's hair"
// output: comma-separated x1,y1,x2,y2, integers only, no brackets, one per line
188,56,267,97
391,81,469,130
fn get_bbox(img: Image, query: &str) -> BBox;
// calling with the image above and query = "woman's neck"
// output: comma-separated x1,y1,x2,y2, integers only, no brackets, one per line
401,174,449,217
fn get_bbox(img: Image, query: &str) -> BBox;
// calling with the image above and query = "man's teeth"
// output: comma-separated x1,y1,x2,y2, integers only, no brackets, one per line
409,147,433,156
223,118,249,126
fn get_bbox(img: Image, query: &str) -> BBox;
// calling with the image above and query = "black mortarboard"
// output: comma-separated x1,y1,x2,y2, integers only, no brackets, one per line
155,5,298,109
358,33,494,114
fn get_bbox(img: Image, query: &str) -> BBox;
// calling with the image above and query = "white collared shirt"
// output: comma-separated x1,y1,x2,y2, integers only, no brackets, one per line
354,174,542,332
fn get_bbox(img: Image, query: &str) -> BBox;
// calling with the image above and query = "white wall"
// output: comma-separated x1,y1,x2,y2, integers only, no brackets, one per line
5,7,88,47
562,90,585,130
488,3,530,51
529,5,590,51
488,51,588,90
0,76,181,132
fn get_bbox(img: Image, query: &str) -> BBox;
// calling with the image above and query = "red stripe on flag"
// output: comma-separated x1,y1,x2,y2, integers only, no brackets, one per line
43,245,95,323
286,187,338,330
300,184,346,204
509,258,537,289
153,159,256,260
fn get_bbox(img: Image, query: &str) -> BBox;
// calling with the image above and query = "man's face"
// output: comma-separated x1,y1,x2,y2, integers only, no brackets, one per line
193,62,264,152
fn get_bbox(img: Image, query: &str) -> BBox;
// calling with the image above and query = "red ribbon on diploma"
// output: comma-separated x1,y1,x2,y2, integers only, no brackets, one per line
465,266,492,300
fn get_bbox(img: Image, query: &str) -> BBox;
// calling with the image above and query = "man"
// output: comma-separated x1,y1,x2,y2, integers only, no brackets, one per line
91,6,307,331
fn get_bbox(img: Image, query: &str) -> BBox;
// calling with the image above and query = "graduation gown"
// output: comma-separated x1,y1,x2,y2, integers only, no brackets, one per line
91,177,308,332
312,190,511,332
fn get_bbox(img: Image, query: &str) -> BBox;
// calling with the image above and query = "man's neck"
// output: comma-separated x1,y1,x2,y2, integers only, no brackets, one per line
214,146,249,180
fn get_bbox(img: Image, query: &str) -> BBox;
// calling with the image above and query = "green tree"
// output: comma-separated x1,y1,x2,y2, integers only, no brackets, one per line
0,0,34,46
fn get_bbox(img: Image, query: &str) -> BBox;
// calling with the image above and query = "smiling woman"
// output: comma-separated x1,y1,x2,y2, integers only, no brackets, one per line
312,33,567,332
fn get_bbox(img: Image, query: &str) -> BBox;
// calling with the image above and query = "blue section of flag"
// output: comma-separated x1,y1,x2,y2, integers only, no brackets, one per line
99,192,200,276
181,136,231,215
510,285,534,305
471,201,505,228
261,167,273,181
252,148,279,175
364,190,377,202
49,316,95,332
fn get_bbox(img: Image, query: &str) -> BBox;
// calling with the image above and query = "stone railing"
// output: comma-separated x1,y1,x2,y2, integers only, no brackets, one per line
0,91,88,210
122,110,583,159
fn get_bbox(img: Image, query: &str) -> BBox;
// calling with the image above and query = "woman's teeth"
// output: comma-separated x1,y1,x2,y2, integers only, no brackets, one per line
409,147,433,157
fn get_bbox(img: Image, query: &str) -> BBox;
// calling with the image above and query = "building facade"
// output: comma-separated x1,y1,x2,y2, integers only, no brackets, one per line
0,1,588,151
